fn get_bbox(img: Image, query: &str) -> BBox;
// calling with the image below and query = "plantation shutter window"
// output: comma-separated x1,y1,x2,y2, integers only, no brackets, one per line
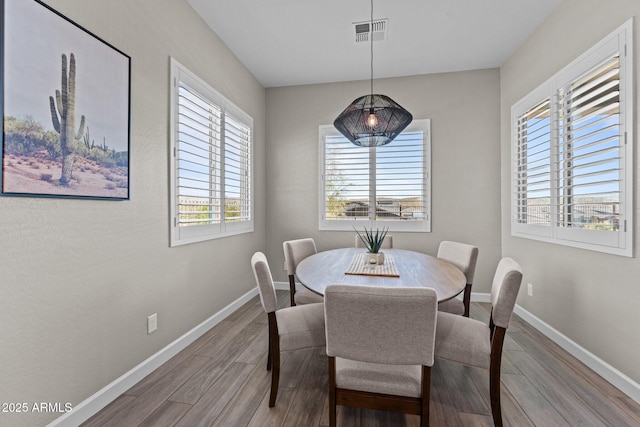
375,131,427,222
170,58,254,246
514,97,552,229
319,119,431,232
224,113,252,224
511,21,632,256
176,82,222,228
323,134,371,220
556,55,621,232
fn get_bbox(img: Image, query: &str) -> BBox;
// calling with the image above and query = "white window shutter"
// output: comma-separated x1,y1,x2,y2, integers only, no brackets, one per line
320,120,431,232
514,97,552,228
510,20,632,256
170,58,254,246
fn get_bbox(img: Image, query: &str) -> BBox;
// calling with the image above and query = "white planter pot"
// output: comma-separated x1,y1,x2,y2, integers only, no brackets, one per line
366,252,384,265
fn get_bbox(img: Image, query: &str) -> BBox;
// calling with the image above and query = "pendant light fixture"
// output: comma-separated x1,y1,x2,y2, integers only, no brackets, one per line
333,0,412,147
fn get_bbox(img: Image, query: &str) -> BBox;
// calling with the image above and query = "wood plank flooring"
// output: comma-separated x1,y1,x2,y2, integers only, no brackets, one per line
82,292,640,426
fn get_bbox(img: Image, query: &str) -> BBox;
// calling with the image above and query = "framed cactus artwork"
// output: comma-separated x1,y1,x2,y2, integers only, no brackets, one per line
1,0,130,200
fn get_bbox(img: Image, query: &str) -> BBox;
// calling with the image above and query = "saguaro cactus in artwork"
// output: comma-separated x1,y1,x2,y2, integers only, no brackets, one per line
49,53,86,185
83,126,95,152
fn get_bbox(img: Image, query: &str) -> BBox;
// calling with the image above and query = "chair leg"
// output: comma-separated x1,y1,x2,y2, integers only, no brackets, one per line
463,283,472,317
328,357,337,427
421,366,431,427
288,275,297,306
266,323,272,371
269,353,280,407
268,313,280,407
490,327,506,427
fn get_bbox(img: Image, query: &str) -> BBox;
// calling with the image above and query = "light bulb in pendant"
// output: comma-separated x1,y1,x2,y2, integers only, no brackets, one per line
367,109,378,128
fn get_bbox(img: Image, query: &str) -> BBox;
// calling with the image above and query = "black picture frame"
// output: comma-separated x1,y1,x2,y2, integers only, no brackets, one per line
1,0,131,200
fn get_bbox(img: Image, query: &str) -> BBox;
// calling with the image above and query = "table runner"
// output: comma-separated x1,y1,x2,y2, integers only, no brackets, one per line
344,252,400,277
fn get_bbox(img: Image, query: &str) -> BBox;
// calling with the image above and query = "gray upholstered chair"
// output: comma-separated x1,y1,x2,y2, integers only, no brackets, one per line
283,238,324,306
354,234,393,249
436,241,479,317
250,252,326,407
324,285,438,427
435,257,522,427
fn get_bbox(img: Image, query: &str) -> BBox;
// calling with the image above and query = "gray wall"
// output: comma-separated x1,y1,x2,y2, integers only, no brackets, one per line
500,0,640,384
0,1,266,426
265,69,503,294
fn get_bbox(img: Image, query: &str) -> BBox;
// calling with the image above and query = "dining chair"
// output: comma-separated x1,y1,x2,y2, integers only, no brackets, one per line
283,238,324,306
436,240,479,317
434,257,522,427
324,284,438,427
354,234,393,249
250,252,326,407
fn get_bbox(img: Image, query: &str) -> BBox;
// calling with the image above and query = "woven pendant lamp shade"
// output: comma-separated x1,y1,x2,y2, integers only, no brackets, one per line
333,94,413,147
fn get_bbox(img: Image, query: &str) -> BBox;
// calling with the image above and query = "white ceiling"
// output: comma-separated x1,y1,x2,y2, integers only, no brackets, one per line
187,0,563,88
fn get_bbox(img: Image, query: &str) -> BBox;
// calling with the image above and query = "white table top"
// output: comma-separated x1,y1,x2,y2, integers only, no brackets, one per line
295,247,466,302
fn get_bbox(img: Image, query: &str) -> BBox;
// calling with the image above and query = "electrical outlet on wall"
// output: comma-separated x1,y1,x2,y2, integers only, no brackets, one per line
527,283,533,297
147,313,158,334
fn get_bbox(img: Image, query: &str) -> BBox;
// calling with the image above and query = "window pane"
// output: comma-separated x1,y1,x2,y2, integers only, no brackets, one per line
224,113,251,222
515,97,551,226
375,131,425,221
324,134,370,220
177,82,222,226
556,55,620,231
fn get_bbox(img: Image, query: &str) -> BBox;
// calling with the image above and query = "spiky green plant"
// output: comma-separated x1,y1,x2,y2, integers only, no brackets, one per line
354,226,389,253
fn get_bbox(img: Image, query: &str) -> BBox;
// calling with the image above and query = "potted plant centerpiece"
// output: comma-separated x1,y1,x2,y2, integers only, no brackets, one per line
354,226,388,265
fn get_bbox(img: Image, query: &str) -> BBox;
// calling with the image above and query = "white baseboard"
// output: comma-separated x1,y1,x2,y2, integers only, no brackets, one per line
470,292,491,303
472,292,640,404
274,281,290,291
513,304,640,403
47,287,259,427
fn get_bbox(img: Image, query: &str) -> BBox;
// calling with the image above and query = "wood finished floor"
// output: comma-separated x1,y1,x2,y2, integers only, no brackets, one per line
82,291,640,427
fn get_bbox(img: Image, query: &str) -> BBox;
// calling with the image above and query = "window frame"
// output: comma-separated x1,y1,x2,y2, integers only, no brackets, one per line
169,58,254,247
510,20,633,257
318,119,431,232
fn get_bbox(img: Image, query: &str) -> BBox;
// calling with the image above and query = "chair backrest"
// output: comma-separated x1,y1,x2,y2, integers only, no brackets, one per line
490,257,523,329
251,252,278,314
283,238,317,275
437,241,479,284
325,285,437,366
354,235,393,249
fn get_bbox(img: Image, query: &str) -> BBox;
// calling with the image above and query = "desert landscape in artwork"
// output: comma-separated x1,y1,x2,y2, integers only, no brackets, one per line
2,148,127,199
2,49,129,199
2,0,131,200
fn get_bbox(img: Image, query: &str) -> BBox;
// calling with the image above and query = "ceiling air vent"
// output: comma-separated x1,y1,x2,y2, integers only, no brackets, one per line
354,19,388,43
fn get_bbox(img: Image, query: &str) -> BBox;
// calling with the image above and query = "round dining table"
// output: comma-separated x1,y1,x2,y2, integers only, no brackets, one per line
295,247,466,302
